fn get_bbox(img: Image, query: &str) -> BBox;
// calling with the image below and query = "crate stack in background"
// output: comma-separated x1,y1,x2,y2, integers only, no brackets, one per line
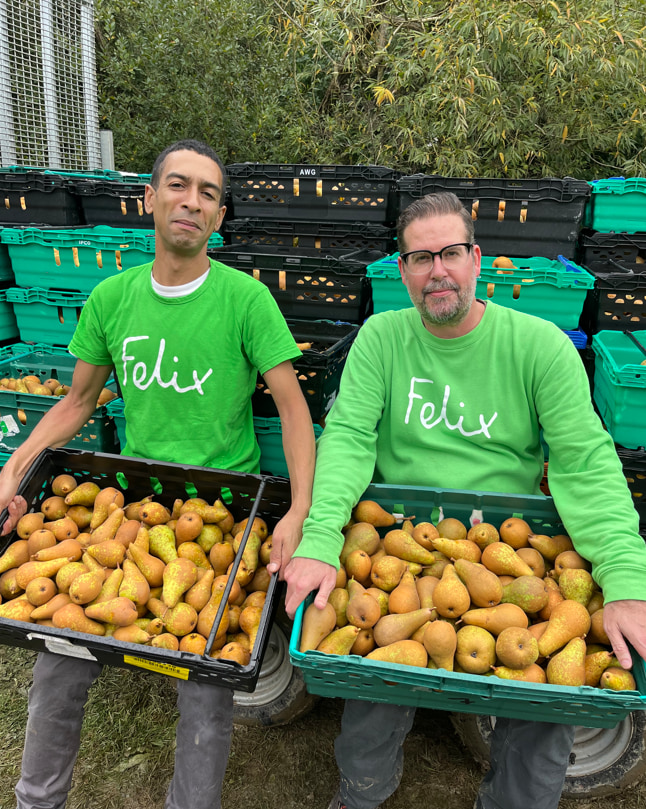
211,163,400,476
576,179,646,535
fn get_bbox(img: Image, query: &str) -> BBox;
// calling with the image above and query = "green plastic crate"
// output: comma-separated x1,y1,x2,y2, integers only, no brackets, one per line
592,330,646,449
366,253,595,329
0,345,119,453
0,228,15,283
0,451,9,468
0,289,19,342
6,287,86,345
289,482,646,728
254,416,323,477
1,226,224,292
589,178,646,233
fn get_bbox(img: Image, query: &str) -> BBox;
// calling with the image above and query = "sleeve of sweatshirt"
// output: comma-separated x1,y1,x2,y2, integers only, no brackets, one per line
535,336,646,604
291,317,389,568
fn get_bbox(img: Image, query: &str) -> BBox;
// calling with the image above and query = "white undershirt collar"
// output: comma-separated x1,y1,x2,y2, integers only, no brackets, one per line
151,267,210,298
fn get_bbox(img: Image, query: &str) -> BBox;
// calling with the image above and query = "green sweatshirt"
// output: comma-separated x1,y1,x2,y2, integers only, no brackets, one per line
294,303,646,604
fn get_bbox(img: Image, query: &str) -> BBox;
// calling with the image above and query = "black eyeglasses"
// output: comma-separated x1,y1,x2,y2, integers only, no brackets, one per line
400,243,473,274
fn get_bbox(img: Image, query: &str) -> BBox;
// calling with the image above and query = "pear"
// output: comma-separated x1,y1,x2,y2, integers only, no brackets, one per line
64,481,101,507
113,519,141,548
85,596,138,626
587,608,610,645
423,620,457,671
0,539,30,574
209,541,235,577
528,533,573,561
492,663,547,683
85,539,125,568
89,508,125,544
131,523,150,552
15,558,71,589
436,517,467,539
184,568,215,612
558,568,595,606
162,558,198,608
112,624,154,644
16,512,45,539
365,587,390,617
552,550,591,580
150,633,180,651
415,576,439,610
432,537,481,563
600,667,637,691
164,601,199,637
432,564,471,619
412,522,439,550
352,500,396,528
501,575,549,614
181,498,229,525
383,529,436,565
299,602,337,652
55,561,88,593
495,626,539,669
43,516,79,541
148,524,178,563
0,569,23,600
499,517,531,549
344,549,372,586
481,543,534,578
25,576,57,606
197,524,224,555
179,632,208,655
175,512,204,544
66,506,93,531
239,604,264,651
0,596,36,622
366,639,428,667
351,628,376,656
585,650,615,687
454,559,502,608
466,523,499,550
328,588,349,628
30,592,72,621
217,641,250,665
316,625,361,655
370,555,407,592
546,637,587,686
40,496,69,521
177,541,210,569
52,602,105,635
346,592,381,629
248,566,271,593
538,599,591,657
373,607,434,647
515,547,546,579
388,570,421,614
196,579,228,638
51,474,77,497
124,495,153,522
68,569,104,605
461,603,529,635
140,501,172,526
456,625,497,674
90,567,124,605
538,576,565,621
235,531,262,587
587,591,604,615
119,558,151,605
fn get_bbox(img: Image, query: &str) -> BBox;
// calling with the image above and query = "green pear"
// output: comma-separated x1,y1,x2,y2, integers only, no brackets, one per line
600,667,637,691
64,481,101,507
339,522,381,565
316,625,360,655
558,568,595,606
546,637,587,686
148,524,178,563
538,599,591,657
501,575,549,613
456,625,497,674
454,559,503,608
162,558,198,608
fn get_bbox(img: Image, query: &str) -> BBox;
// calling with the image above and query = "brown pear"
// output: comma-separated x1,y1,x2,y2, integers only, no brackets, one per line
585,650,615,687
481,542,534,577
495,626,539,669
239,604,263,651
538,576,565,621
501,575,549,614
388,570,421,614
0,596,36,622
370,555,407,592
140,501,172,526
515,547,546,579
51,474,77,497
119,558,151,605
316,625,361,655
528,533,573,560
546,637,587,686
340,522,381,565
432,564,471,619
68,569,104,605
499,517,532,549
181,498,229,525
85,596,138,626
175,512,204,545
432,537,481,563
366,639,428,667
112,519,141,548
352,500,396,528
346,592,381,629
558,568,595,606
52,603,105,635
40,496,69,521
538,599,591,657
351,628,376,656
235,531,262,587
85,539,125,569
150,633,180,651
436,517,467,539
30,592,72,620
16,512,45,539
366,587,390,617
66,506,93,531
299,602,337,652
461,603,529,635
587,591,604,615
210,541,235,577
454,559,502,608
16,558,70,589
162,558,198,608
373,607,435,647
423,620,457,671
177,541,210,569
25,576,57,607
184,568,215,612
196,579,228,639
165,601,199,637
587,608,610,645
55,561,88,593
456,625,497,674
466,523,500,550
0,539,30,574
552,550,591,580
328,587,350,627
344,549,373,586
43,516,79,541
90,567,124,605
126,544,165,587
32,538,83,563
384,530,437,565
412,522,439,550
415,576,439,610
0,568,23,600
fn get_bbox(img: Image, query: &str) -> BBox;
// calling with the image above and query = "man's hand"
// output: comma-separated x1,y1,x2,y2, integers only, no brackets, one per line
283,556,337,619
0,466,27,536
603,600,646,669
266,507,306,579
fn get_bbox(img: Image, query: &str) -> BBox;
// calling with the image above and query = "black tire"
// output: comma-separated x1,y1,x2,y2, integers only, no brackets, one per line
450,711,646,799
233,623,316,727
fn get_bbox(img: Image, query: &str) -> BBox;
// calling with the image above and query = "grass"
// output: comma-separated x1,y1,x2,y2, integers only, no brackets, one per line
1,644,645,809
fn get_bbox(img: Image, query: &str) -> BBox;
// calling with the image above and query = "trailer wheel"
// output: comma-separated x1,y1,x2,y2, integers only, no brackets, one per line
233,623,316,727
450,711,646,798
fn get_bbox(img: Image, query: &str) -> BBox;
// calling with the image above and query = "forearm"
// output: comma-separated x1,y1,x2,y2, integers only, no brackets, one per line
280,397,315,517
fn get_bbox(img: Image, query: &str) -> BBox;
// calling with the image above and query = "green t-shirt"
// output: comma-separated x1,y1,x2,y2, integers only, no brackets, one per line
294,304,646,603
69,258,300,472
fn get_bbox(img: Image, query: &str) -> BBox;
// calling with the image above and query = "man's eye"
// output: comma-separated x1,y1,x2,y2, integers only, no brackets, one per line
412,253,430,264
444,249,459,258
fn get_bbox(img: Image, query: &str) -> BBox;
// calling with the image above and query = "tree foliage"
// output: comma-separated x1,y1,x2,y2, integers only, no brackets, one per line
95,0,646,178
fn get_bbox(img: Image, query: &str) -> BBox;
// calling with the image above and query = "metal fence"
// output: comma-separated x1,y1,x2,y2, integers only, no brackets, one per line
0,0,101,170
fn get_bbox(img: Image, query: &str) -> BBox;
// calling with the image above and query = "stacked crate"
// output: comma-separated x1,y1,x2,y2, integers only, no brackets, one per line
215,163,400,475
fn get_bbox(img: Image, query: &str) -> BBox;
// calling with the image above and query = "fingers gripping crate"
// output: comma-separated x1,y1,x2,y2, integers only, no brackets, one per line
226,164,399,223
0,345,119,453
0,447,293,689
69,175,154,228
289,482,646,728
6,287,86,346
397,175,590,259
224,219,396,253
252,319,361,420
0,169,81,226
210,245,375,322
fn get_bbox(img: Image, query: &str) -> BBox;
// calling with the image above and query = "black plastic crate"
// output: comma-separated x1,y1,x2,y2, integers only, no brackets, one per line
617,447,646,531
580,271,646,334
253,318,360,420
226,164,399,223
0,171,81,225
578,232,646,274
210,245,376,322
224,219,396,253
69,178,153,228
0,447,292,690
397,175,590,259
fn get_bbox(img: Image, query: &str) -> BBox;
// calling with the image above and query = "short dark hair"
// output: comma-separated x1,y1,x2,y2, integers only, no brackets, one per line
397,192,474,253
150,139,227,204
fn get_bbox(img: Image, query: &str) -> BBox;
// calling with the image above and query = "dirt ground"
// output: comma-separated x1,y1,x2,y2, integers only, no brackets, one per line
1,645,646,809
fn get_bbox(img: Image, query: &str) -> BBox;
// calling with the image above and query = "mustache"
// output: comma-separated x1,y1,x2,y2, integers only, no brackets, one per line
423,282,459,294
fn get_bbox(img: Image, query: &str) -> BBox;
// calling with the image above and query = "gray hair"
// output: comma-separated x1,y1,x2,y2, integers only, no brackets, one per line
397,192,474,252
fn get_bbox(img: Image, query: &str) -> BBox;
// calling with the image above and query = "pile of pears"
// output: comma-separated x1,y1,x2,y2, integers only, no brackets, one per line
300,500,638,692
0,473,274,666
0,375,116,425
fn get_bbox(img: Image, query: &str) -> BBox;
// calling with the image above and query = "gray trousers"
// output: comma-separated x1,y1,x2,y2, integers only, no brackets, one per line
336,700,576,809
15,651,234,809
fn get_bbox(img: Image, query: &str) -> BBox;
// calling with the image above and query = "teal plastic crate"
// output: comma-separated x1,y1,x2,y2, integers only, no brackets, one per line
592,330,646,449
366,253,595,329
1,226,224,292
0,229,15,283
289,482,646,728
0,289,19,342
254,416,323,477
6,287,86,345
589,178,646,233
0,345,119,453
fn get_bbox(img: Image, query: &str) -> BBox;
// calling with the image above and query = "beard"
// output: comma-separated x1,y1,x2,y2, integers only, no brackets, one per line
410,272,478,328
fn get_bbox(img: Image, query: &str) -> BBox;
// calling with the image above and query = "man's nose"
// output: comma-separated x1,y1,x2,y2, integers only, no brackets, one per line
183,184,201,210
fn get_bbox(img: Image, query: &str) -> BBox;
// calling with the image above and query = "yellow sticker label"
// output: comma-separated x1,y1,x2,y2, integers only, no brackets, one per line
124,655,190,680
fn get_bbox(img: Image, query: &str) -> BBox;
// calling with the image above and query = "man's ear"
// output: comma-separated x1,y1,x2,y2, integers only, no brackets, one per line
144,184,155,215
214,204,227,233
397,255,407,285
473,243,482,278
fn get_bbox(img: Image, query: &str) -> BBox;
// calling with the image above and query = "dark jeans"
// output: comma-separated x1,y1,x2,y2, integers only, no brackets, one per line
336,700,576,809
15,651,234,809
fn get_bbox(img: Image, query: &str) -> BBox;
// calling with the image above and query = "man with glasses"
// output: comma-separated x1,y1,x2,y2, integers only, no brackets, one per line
283,191,646,809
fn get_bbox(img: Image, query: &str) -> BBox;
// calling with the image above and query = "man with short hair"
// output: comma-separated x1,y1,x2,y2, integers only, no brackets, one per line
284,191,646,809
0,139,315,809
